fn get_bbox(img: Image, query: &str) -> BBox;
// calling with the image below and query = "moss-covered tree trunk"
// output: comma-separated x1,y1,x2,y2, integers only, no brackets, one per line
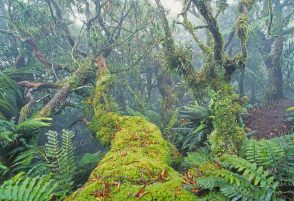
157,71,178,135
66,56,195,201
155,0,256,154
265,34,284,101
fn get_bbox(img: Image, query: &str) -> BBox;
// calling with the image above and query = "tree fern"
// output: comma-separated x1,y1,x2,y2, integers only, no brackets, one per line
0,173,59,201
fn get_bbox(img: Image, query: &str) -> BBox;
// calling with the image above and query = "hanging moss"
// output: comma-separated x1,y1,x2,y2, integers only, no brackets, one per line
236,13,249,45
67,116,195,201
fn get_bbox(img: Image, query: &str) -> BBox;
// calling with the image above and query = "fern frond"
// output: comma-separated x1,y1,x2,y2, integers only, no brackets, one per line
60,129,75,180
0,173,58,201
221,155,279,190
45,130,62,173
183,147,212,168
198,192,227,201
16,117,51,136
44,129,76,191
196,176,221,190
245,134,294,184
247,140,284,168
0,73,24,120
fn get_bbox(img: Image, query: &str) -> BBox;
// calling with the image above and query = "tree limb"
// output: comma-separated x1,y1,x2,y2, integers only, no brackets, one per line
191,0,224,62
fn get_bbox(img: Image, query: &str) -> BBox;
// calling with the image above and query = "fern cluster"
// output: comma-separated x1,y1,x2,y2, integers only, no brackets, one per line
244,134,294,186
12,129,77,197
173,102,212,151
184,134,294,201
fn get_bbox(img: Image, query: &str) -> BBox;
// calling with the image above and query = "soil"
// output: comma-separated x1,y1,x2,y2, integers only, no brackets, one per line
243,100,294,140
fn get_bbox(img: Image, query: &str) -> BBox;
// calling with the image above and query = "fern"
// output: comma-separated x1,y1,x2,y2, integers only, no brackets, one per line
0,73,24,120
45,129,75,175
15,117,51,136
244,134,294,184
2,68,35,81
219,183,258,201
175,102,212,151
11,129,77,198
59,129,75,181
196,176,221,190
245,140,283,168
198,192,227,201
0,161,8,177
183,147,212,169
0,173,59,201
45,130,62,173
0,119,17,141
0,117,51,143
184,135,294,200
221,155,278,190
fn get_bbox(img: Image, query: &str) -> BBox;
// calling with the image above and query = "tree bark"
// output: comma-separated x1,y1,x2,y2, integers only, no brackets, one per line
264,35,284,101
157,71,177,133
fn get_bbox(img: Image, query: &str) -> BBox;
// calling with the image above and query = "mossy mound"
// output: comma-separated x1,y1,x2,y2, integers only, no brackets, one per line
67,116,195,201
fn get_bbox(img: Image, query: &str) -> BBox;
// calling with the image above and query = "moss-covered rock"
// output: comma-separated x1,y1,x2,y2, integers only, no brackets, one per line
67,116,195,201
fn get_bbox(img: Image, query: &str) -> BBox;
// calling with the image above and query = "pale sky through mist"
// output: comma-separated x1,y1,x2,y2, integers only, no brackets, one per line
161,0,235,14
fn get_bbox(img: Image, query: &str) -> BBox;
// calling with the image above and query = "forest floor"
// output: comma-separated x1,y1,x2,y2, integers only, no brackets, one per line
243,100,294,140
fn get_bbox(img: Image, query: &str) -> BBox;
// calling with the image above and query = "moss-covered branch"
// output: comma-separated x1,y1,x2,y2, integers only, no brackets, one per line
191,0,224,63
155,0,202,92
181,7,210,57
37,59,94,117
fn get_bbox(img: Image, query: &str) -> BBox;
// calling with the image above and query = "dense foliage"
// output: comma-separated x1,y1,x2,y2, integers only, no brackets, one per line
0,0,293,200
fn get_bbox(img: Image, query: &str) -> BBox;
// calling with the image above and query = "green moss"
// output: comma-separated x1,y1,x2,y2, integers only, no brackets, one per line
236,14,249,44
58,59,94,88
68,56,195,200
209,84,246,155
18,104,30,122
67,116,195,201
89,112,118,146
